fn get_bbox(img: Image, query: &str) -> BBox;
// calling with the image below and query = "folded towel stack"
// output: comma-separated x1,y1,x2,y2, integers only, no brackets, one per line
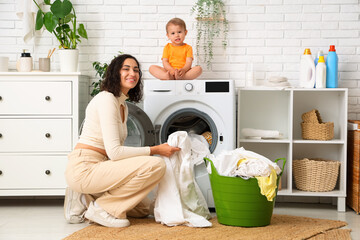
241,128,283,139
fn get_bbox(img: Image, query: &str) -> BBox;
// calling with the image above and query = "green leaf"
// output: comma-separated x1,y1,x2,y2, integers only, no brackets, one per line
51,0,72,19
63,13,74,23
62,24,70,32
44,12,58,32
35,10,44,30
44,0,51,5
78,24,88,39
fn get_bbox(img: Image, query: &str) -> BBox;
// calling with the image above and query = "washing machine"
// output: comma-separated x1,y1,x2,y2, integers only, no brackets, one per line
141,79,236,208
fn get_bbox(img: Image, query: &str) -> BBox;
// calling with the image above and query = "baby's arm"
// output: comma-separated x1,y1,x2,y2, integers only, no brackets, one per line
162,58,175,75
178,57,193,76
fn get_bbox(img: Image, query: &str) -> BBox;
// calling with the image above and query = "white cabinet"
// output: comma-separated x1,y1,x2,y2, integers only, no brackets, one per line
237,88,348,212
0,73,89,196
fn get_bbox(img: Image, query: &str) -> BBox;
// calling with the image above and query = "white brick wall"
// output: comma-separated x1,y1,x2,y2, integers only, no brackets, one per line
1,0,360,118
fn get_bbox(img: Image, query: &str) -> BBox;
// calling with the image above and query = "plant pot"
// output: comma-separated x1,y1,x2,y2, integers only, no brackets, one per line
58,49,79,72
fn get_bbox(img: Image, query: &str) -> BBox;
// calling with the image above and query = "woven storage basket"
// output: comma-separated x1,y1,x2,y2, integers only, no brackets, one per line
301,122,334,140
302,109,323,123
293,158,340,192
301,109,334,140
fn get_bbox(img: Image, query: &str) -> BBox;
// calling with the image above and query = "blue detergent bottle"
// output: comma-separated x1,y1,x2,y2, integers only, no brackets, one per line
326,45,338,88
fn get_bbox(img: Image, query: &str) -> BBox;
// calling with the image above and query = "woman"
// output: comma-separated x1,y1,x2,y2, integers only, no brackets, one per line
64,54,180,228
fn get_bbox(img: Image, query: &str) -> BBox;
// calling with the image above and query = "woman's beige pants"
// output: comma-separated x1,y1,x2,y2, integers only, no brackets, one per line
65,149,166,219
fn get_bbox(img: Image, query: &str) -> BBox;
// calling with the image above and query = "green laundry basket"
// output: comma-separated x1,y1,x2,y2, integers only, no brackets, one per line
204,157,286,227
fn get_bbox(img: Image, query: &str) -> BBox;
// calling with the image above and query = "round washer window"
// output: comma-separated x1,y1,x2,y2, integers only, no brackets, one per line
160,108,218,153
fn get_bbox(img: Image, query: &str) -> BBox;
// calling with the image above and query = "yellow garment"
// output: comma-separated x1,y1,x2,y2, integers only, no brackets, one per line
255,169,278,201
237,158,247,166
162,43,193,69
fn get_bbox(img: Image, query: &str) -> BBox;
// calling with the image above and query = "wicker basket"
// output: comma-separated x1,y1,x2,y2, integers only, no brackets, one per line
293,158,340,192
301,122,334,140
301,109,334,140
302,109,323,123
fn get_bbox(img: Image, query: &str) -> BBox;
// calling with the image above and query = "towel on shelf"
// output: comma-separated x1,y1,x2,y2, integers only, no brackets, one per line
16,0,41,43
241,128,283,139
154,131,212,227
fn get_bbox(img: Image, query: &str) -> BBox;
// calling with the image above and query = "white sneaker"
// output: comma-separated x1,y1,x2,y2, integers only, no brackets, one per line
85,202,130,228
64,187,87,224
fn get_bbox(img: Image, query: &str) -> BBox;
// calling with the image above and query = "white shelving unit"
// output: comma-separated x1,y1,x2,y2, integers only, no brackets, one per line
237,88,348,212
0,73,89,196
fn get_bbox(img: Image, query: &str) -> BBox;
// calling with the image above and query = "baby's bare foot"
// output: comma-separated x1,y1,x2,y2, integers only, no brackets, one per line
174,69,184,80
165,71,175,80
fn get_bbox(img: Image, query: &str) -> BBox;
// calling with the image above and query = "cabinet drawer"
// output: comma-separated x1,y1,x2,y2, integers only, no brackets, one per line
0,82,72,115
0,155,67,189
0,119,72,152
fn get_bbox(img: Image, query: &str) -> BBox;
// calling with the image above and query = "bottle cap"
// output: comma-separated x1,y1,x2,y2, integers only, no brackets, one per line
21,49,31,57
329,45,336,52
318,56,325,63
317,50,324,58
303,48,312,55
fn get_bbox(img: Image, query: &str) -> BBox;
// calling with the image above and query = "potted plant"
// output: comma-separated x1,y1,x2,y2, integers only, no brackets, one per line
33,0,88,72
191,0,229,69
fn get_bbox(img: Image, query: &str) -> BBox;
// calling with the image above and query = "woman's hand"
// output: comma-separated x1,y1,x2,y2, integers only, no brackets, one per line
150,143,181,157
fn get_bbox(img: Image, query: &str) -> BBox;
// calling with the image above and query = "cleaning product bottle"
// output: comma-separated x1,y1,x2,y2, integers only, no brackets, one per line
314,50,324,67
315,55,326,88
299,48,316,88
16,49,33,72
326,45,338,88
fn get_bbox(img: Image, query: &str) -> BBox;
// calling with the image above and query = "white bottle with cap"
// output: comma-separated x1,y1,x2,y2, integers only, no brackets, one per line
299,48,316,88
16,49,33,72
315,55,326,88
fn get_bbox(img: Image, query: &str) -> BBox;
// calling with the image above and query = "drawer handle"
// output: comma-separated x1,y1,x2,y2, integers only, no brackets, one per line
45,96,51,101
45,170,51,175
0,133,2,138
0,170,2,175
0,96,2,101
45,133,51,138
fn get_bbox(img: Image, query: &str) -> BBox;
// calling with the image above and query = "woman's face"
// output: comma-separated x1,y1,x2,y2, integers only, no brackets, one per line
119,58,140,94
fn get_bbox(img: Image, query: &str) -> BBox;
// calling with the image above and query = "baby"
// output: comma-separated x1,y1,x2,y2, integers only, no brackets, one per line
149,18,202,80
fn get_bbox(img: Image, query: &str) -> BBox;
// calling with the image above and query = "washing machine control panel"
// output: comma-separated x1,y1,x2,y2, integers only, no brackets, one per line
184,83,193,92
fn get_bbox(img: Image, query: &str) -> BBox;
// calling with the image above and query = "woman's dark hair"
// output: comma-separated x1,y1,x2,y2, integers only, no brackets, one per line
101,54,143,103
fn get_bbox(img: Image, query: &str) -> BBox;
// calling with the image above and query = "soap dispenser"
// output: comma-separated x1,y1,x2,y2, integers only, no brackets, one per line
16,49,33,72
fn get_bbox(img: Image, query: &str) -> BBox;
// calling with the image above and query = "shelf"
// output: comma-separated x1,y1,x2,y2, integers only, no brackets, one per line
290,189,345,197
238,88,348,212
293,139,345,144
239,139,290,143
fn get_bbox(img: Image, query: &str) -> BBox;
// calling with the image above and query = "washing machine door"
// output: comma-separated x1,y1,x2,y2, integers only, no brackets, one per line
124,102,155,147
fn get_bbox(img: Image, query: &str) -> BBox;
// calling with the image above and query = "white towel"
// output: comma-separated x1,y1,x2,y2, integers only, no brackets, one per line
241,128,283,139
154,131,212,227
16,0,41,43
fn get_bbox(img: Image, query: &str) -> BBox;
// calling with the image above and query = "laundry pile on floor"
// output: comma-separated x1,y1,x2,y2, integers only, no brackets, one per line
207,147,281,201
154,131,212,227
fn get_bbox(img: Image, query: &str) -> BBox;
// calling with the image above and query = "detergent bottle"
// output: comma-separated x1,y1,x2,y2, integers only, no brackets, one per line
326,45,338,88
315,56,326,88
299,48,316,88
314,50,324,67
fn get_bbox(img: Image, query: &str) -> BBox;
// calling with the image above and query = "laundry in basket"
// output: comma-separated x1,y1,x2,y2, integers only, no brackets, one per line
205,148,286,227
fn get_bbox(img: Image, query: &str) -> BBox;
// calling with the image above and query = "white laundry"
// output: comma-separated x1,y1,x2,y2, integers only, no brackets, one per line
154,131,212,227
241,128,283,139
207,147,281,178
16,0,41,43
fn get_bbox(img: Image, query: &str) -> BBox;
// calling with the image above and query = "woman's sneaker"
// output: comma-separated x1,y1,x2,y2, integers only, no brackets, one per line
85,202,130,228
64,187,87,224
